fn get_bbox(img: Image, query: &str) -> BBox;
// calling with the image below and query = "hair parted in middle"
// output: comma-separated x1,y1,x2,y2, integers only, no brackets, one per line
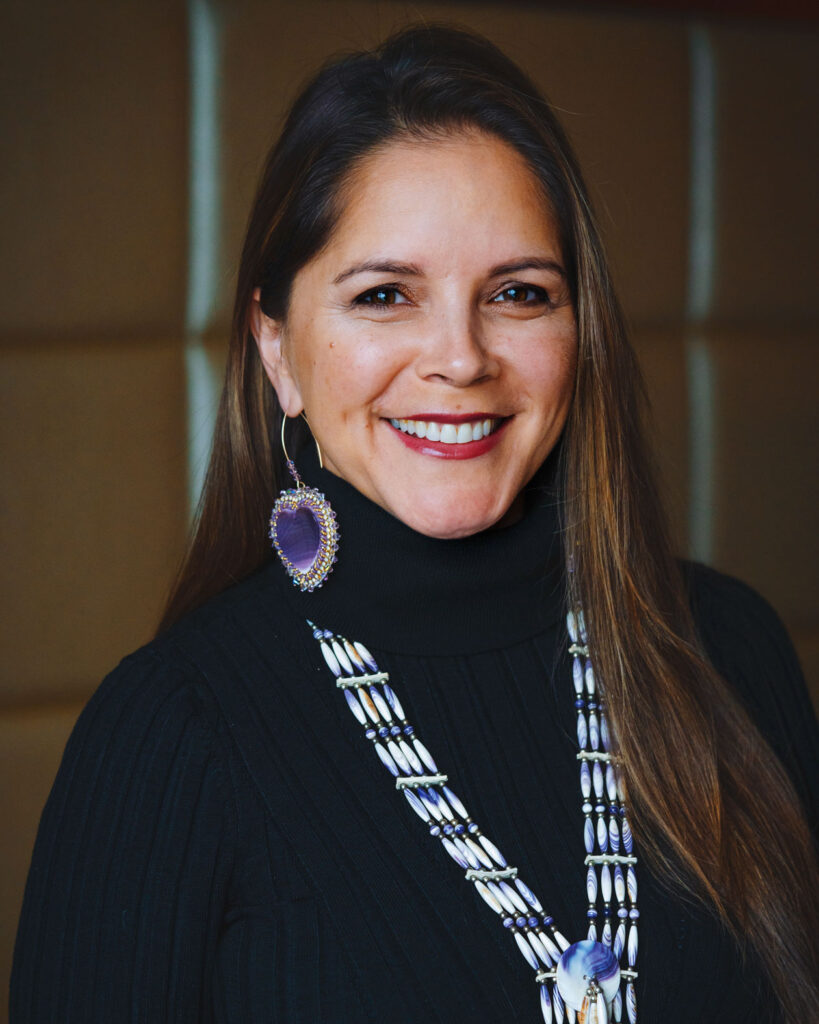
161,25,819,1021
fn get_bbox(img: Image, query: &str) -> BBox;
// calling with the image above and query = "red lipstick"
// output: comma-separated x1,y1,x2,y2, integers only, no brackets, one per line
386,417,510,460
401,412,498,423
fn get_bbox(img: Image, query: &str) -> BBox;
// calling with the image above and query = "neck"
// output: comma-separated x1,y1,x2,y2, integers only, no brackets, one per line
268,445,566,655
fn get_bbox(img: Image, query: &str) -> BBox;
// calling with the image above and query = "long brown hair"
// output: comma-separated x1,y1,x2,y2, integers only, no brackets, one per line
160,25,818,1018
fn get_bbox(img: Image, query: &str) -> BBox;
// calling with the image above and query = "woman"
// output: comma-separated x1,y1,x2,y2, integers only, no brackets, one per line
11,24,818,1024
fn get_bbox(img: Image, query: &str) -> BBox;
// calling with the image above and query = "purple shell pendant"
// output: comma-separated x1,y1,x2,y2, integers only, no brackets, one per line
269,472,339,591
555,939,620,1012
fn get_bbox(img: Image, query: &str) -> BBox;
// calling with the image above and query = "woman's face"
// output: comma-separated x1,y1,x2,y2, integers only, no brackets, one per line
255,132,577,539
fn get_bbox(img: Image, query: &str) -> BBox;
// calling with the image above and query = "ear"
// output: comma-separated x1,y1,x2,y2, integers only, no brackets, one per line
250,288,304,416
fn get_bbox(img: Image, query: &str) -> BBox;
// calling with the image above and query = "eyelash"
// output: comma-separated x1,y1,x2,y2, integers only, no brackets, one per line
352,283,551,308
353,285,408,307
491,285,550,306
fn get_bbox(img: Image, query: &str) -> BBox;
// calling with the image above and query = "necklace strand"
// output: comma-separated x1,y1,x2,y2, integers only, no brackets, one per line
568,611,639,1023
309,613,639,1022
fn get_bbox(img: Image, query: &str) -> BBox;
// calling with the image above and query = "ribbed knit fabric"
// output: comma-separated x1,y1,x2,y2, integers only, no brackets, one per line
11,455,818,1022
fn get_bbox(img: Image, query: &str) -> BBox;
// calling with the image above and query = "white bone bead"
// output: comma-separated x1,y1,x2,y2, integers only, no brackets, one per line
369,687,392,721
514,931,540,969
331,640,354,675
474,880,504,914
320,641,342,676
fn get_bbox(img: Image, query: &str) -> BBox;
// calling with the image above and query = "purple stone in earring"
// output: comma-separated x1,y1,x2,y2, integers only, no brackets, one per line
269,416,339,591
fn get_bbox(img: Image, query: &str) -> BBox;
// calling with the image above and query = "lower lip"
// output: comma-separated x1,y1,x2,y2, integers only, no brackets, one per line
387,419,510,459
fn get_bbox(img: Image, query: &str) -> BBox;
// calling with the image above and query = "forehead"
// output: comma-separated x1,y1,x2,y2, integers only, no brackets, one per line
324,131,559,260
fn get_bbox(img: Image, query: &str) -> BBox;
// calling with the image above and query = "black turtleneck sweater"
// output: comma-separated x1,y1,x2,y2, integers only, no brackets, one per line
11,454,818,1023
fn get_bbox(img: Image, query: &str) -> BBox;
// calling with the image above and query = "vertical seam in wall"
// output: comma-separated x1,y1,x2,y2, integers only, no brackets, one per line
686,24,717,564
185,0,222,514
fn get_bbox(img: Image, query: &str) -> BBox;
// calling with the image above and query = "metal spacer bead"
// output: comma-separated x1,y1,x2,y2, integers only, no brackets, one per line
336,672,391,688
395,774,448,789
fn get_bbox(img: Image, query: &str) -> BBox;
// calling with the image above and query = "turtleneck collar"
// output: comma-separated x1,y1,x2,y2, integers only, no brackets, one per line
266,443,566,656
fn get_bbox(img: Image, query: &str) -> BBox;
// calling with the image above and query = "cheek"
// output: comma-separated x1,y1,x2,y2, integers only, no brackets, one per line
524,332,578,411
291,323,406,418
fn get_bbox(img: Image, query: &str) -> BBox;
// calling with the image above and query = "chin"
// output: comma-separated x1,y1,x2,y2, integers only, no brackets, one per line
393,495,509,540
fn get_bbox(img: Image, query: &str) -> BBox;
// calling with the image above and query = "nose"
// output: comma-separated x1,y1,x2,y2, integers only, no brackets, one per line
415,311,500,387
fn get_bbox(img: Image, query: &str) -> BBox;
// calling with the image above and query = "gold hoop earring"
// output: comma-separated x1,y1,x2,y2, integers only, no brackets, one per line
281,413,324,472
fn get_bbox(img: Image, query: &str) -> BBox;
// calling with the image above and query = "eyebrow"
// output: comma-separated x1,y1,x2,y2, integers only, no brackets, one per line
489,257,565,279
332,255,565,286
333,260,423,285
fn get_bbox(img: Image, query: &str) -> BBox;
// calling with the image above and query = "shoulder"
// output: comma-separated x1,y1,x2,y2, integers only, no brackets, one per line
70,566,275,752
680,561,804,697
60,645,224,803
681,561,797,666
680,560,818,828
79,560,311,759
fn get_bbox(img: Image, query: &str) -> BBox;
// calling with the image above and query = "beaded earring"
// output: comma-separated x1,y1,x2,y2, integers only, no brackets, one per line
268,414,339,591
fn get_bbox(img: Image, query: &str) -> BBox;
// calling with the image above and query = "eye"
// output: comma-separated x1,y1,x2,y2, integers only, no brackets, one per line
491,284,550,305
354,285,410,307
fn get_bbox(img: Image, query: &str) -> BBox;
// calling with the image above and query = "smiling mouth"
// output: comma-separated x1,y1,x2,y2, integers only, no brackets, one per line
388,417,502,444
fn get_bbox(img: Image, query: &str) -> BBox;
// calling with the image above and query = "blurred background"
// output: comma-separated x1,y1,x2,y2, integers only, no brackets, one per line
1,0,817,1013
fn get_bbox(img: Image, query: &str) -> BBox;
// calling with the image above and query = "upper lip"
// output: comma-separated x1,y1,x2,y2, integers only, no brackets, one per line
387,413,507,423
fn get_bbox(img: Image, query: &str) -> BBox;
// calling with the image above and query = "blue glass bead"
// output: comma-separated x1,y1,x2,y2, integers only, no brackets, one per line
588,701,598,711
587,909,598,918
629,909,640,919
602,907,613,917
595,803,605,814
609,804,619,814
377,727,389,738
540,983,552,1018
574,698,586,709
619,806,627,816
584,818,595,853
443,824,454,835
580,761,592,799
542,916,554,927
403,725,414,735
503,917,514,929
528,916,539,928
468,822,479,833
390,725,401,736
365,729,377,739
515,916,527,928
515,879,544,914
429,825,441,836
454,824,465,834
403,789,430,822
617,907,628,918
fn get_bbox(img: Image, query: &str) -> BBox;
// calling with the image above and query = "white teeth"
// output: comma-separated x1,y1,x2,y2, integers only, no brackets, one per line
390,417,499,443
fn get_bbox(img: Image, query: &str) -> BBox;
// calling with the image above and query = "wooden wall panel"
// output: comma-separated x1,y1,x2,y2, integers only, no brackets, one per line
0,0,188,338
0,340,188,705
